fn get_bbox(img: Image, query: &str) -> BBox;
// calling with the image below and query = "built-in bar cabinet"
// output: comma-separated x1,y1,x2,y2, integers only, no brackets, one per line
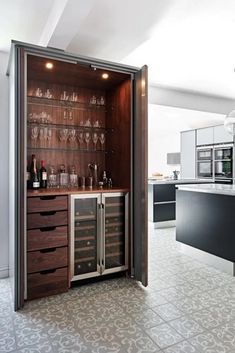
8,41,148,309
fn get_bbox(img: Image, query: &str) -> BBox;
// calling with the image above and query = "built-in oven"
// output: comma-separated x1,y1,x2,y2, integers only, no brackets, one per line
197,146,213,178
214,145,233,183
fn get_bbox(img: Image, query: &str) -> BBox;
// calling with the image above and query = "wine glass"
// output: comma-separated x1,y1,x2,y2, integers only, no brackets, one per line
59,129,69,145
78,132,84,149
69,129,76,144
31,127,38,148
84,132,91,150
99,133,105,150
92,132,99,150
47,128,52,147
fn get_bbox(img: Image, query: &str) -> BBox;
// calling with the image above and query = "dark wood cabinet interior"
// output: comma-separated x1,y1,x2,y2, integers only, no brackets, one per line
27,55,131,188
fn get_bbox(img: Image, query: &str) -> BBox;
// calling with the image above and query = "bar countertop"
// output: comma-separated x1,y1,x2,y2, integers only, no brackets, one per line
27,187,129,197
176,183,235,196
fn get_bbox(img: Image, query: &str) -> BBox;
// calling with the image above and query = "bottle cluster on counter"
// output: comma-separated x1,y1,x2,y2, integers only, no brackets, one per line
27,154,112,190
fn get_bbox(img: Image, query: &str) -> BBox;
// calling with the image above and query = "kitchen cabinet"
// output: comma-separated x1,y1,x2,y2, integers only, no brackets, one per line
180,130,196,179
27,194,68,300
213,125,233,144
70,192,128,281
8,41,148,309
196,127,214,146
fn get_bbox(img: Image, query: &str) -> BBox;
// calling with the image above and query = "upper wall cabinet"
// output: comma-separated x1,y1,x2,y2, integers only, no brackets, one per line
196,127,214,146
181,130,196,179
213,125,233,144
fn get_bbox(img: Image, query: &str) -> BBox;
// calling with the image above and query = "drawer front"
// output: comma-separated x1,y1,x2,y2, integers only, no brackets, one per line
27,211,68,229
27,246,68,273
27,267,68,300
154,203,176,222
27,195,68,213
154,184,176,203
27,226,68,252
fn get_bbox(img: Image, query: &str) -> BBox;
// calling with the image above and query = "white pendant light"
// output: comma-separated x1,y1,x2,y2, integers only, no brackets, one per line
224,110,235,135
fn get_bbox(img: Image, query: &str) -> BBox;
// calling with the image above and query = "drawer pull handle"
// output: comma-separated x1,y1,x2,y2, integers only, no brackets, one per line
40,211,56,216
40,196,56,201
40,226,56,232
40,269,56,275
40,248,56,253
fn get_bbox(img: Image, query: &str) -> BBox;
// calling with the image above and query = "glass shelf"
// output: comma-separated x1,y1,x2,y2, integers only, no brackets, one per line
27,95,107,111
28,146,113,154
27,121,114,132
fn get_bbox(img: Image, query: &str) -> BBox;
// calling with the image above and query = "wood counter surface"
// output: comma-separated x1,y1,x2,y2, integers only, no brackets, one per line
27,187,129,197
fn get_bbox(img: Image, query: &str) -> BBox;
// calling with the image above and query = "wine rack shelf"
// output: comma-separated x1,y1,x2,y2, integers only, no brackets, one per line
28,95,107,111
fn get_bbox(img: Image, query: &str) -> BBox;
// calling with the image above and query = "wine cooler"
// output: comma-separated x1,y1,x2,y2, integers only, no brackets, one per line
70,192,129,281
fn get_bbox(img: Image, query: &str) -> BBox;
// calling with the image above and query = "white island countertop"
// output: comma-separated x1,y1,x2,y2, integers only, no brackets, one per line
177,183,235,196
148,179,213,185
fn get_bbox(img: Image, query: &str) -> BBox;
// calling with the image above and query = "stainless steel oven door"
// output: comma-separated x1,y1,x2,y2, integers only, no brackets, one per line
214,160,233,179
197,148,213,161
214,147,233,160
197,161,213,178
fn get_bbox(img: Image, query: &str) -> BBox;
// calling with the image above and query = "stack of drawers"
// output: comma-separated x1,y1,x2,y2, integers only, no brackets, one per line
27,195,68,300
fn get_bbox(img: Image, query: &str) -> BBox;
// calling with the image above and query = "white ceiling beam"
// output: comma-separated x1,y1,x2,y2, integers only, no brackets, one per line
46,0,95,51
38,0,69,47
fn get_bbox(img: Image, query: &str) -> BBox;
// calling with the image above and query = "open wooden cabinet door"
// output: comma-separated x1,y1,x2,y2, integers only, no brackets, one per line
133,65,148,286
8,45,26,310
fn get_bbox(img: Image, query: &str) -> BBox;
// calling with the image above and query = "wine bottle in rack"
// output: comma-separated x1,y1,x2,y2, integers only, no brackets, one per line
30,154,40,189
39,160,47,188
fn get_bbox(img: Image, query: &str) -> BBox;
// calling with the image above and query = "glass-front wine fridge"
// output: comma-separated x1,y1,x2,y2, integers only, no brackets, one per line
70,192,129,281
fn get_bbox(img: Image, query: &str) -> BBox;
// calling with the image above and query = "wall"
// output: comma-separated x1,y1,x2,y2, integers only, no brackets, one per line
0,51,9,278
148,104,225,177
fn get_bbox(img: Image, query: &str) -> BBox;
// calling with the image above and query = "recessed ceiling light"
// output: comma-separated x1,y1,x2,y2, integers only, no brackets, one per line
45,62,53,70
102,73,109,79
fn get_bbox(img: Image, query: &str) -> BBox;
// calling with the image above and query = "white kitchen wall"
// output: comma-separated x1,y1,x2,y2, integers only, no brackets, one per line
148,104,225,178
0,51,9,278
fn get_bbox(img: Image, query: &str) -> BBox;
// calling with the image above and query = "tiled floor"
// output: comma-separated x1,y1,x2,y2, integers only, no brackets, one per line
1,225,235,352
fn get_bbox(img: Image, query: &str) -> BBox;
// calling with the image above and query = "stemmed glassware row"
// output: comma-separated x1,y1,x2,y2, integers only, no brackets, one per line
59,130,105,150
30,127,105,151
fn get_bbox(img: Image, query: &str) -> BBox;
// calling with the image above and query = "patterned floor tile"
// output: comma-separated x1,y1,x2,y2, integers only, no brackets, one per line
168,316,204,339
163,340,200,353
0,331,17,353
146,323,183,349
189,332,231,353
152,303,183,322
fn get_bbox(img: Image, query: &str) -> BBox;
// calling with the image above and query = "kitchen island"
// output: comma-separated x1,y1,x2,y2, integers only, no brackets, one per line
148,179,213,226
176,183,235,274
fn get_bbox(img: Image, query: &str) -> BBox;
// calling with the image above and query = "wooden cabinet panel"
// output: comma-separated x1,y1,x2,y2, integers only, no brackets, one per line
27,226,68,252
27,267,68,300
27,211,68,229
27,195,68,213
27,246,67,273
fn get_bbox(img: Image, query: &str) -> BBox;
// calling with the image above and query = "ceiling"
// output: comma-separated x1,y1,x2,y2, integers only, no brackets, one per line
1,0,235,99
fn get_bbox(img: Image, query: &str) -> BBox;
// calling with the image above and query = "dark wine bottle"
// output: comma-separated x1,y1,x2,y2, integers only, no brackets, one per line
26,163,31,189
30,154,40,189
39,160,47,188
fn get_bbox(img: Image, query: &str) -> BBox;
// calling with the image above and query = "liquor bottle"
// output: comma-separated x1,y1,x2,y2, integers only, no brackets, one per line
26,164,31,189
30,154,40,189
40,160,47,188
102,171,107,186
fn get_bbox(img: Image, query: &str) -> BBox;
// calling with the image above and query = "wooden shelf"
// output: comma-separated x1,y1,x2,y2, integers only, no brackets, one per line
75,256,95,263
105,212,124,218
28,95,107,111
28,121,114,132
28,146,111,154
75,246,95,252
105,252,123,258
105,241,123,247
105,232,123,238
